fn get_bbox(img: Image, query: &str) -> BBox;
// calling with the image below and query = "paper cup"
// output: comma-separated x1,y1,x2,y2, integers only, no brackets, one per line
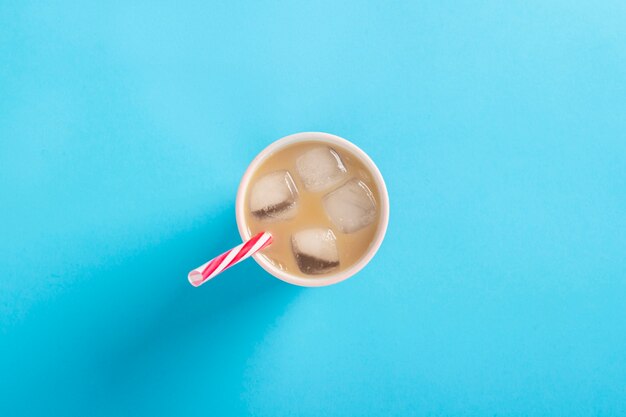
235,132,389,287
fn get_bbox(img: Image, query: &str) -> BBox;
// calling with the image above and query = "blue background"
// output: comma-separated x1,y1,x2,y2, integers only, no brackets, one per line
1,1,625,416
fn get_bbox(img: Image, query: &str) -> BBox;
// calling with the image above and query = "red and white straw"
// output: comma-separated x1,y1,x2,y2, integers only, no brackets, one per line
188,231,272,287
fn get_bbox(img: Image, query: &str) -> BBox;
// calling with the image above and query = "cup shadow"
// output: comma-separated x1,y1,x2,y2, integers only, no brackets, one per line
8,205,302,415
90,205,302,395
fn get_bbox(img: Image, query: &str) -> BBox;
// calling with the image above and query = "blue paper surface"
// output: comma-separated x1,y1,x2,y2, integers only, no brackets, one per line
1,1,625,415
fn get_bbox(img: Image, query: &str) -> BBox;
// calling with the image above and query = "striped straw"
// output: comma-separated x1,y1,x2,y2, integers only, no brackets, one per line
188,231,272,287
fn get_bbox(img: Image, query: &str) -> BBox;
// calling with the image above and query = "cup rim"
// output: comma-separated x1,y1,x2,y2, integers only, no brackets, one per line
235,132,390,287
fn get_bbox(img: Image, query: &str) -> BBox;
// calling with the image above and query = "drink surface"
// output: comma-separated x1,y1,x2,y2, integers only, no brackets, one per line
243,140,381,278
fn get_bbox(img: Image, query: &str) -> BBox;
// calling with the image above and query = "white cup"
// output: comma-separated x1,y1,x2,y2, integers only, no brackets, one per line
235,132,390,287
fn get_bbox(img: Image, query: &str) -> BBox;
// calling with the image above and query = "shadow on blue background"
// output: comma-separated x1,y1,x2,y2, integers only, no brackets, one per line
3,206,301,416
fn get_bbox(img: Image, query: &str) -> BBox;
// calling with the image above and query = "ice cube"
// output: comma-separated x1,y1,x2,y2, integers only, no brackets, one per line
291,228,340,275
249,170,298,221
295,146,348,192
323,179,377,233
